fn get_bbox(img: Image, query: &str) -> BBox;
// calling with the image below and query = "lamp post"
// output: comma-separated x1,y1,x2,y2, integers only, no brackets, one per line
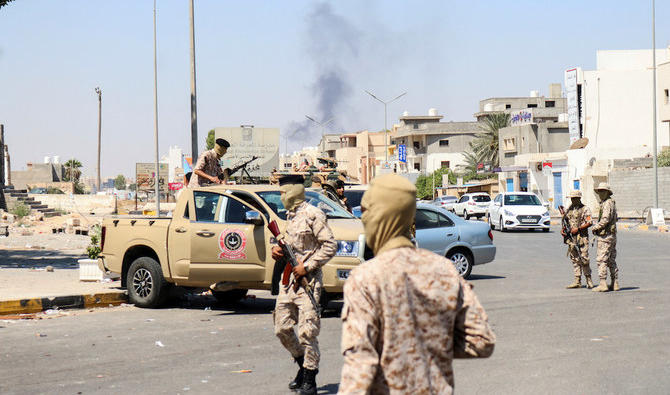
153,0,160,215
365,90,406,167
305,115,334,156
94,87,102,193
651,0,659,209
189,0,199,163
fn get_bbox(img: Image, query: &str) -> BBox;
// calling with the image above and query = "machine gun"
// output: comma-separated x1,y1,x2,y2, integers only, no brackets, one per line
558,205,581,255
267,220,321,315
221,156,259,184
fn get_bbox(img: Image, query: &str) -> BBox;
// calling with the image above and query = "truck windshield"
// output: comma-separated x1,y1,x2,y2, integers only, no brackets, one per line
258,191,354,220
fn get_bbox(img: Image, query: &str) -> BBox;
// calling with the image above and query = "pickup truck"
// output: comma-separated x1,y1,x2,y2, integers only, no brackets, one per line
98,185,365,308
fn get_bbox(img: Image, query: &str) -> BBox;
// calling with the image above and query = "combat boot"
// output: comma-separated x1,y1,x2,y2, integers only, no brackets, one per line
585,276,594,289
298,368,318,395
592,280,608,292
610,279,620,291
565,277,581,289
288,356,305,391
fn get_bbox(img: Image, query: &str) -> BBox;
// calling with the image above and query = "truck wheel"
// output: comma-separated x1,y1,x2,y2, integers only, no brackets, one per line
212,289,248,304
127,257,168,308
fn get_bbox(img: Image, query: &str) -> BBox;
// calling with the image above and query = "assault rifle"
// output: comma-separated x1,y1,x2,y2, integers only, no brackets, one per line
558,205,581,255
267,220,321,315
221,156,259,183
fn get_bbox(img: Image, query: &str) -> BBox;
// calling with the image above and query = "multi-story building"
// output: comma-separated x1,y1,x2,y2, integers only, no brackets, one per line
335,130,388,184
318,134,342,159
475,84,566,122
391,109,480,173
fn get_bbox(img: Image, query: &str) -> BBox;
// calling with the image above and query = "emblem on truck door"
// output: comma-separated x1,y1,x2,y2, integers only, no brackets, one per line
218,229,247,260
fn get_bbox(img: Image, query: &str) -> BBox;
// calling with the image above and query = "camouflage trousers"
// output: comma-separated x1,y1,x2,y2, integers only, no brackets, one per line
596,235,618,281
273,278,322,370
568,236,591,277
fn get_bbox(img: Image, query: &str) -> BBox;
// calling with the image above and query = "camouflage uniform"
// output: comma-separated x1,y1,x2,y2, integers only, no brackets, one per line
592,197,618,284
188,149,223,188
274,201,337,370
565,204,592,278
339,246,496,394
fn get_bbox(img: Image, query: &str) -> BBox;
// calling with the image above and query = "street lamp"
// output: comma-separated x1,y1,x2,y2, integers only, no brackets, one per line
651,0,659,209
305,115,334,155
153,0,160,215
365,90,406,166
94,87,102,193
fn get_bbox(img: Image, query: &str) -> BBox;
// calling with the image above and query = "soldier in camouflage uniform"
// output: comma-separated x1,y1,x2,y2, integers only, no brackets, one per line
339,174,495,394
562,190,594,289
271,174,337,395
188,138,229,187
591,182,619,292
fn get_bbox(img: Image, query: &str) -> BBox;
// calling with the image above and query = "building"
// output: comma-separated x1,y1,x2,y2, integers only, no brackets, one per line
475,84,566,121
335,130,389,183
318,134,342,159
392,109,480,173
659,57,670,125
10,160,69,192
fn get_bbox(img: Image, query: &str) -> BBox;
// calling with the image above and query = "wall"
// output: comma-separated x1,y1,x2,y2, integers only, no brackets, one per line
29,194,115,213
425,133,475,154
659,61,670,123
11,163,64,190
499,123,570,167
608,167,670,217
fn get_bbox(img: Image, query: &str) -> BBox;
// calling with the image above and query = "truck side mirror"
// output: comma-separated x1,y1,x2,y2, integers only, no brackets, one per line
245,210,263,226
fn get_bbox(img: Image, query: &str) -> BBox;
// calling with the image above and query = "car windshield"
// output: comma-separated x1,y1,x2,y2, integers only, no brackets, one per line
473,195,491,202
504,194,541,206
258,190,354,220
343,190,365,208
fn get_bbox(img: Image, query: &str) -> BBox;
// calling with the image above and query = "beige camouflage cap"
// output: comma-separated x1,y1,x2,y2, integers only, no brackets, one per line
567,190,582,198
594,182,613,194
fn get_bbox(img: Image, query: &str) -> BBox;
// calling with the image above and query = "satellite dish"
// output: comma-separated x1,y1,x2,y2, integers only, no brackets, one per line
569,137,589,150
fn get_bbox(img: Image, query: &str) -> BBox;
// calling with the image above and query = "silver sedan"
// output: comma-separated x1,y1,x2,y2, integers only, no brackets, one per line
415,202,496,279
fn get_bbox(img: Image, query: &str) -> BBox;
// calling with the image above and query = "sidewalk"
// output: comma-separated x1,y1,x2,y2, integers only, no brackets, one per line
0,246,127,316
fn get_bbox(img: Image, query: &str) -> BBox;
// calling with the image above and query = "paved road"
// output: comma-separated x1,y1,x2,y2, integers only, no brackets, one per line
2,227,669,394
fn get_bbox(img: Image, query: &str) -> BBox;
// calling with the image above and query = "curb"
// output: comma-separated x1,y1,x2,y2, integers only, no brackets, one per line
0,291,128,316
620,223,669,233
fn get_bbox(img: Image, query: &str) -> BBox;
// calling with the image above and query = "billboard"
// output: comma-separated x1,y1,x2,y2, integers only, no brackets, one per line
215,126,280,178
565,68,581,146
510,109,534,126
136,163,169,193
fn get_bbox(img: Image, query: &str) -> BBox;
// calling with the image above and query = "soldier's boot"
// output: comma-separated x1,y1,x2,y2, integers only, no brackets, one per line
585,276,594,289
592,279,608,292
565,277,581,289
288,356,305,391
298,369,318,395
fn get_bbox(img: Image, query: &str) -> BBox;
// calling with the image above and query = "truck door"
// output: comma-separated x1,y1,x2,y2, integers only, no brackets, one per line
188,190,268,283
166,198,192,280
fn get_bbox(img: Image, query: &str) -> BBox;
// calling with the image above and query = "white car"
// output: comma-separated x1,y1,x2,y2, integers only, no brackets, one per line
487,192,551,232
453,193,491,220
432,195,458,211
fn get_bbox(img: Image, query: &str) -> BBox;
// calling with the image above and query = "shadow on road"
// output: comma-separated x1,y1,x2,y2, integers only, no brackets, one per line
468,274,506,280
0,249,83,269
318,383,339,394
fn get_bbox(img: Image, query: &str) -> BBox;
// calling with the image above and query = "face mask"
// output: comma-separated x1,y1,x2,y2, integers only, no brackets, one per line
280,183,305,212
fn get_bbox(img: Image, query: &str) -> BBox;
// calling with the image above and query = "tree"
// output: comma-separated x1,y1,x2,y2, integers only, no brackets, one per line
63,159,83,182
206,129,215,150
659,148,670,167
128,183,137,191
415,167,456,200
114,174,126,190
0,0,15,9
466,112,510,170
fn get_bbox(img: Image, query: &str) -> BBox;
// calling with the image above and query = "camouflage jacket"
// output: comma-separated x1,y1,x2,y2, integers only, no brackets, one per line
565,204,592,240
592,198,617,236
188,149,223,188
284,201,337,281
339,247,496,394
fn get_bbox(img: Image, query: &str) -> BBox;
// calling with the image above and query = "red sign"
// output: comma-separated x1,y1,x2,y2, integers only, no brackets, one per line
168,182,184,191
542,161,553,169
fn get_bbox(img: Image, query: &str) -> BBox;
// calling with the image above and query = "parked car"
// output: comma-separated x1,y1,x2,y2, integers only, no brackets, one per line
452,193,491,219
431,195,458,211
343,185,369,218
415,203,496,278
487,192,551,232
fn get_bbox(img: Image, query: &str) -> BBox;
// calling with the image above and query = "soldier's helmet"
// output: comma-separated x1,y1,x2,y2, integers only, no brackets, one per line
594,182,613,194
567,190,582,198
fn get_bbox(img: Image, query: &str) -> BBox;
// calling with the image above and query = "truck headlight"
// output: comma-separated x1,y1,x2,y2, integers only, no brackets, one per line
336,241,359,257
504,209,515,216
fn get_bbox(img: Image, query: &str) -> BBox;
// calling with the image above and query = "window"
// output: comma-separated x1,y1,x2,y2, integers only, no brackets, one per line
415,209,441,229
503,137,516,151
414,162,421,171
505,104,511,109
472,195,491,203
225,198,250,224
438,213,454,227
413,123,419,129
527,104,538,108
193,191,222,222
440,161,450,169
665,89,669,104
439,139,449,147
494,195,502,204
458,196,469,203
283,163,293,169
413,141,420,149
504,194,542,206
545,100,555,108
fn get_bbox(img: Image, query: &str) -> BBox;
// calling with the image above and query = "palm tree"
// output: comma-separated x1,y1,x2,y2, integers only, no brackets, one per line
64,159,83,182
465,112,510,171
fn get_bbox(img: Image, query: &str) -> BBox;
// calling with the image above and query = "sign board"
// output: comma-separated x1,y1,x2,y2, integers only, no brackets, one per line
542,161,553,176
136,163,168,193
168,182,184,191
510,109,534,126
216,126,279,178
565,68,581,146
647,208,666,226
398,144,407,163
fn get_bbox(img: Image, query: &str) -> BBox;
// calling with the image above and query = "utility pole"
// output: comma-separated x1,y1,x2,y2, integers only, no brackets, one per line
365,90,407,167
0,124,5,187
651,0,659,209
189,0,199,163
305,115,334,156
153,0,161,215
95,87,102,193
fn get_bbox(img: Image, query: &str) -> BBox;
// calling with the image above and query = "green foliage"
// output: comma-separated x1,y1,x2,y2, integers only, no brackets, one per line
46,187,64,194
415,167,456,200
73,182,86,195
659,148,670,167
206,129,215,150
128,183,137,191
86,225,102,259
0,0,15,9
63,159,83,182
114,174,126,190
10,202,31,219
461,113,510,176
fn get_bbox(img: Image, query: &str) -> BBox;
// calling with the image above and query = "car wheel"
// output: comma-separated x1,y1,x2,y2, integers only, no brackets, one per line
448,250,473,279
463,211,469,220
212,289,248,304
488,215,495,230
127,256,168,308
499,216,506,232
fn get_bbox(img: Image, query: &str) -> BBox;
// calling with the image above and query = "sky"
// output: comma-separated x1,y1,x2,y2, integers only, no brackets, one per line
1,0,669,179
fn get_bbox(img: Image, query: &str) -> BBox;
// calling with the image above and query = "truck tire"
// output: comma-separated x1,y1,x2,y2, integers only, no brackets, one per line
127,257,168,308
212,289,248,304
